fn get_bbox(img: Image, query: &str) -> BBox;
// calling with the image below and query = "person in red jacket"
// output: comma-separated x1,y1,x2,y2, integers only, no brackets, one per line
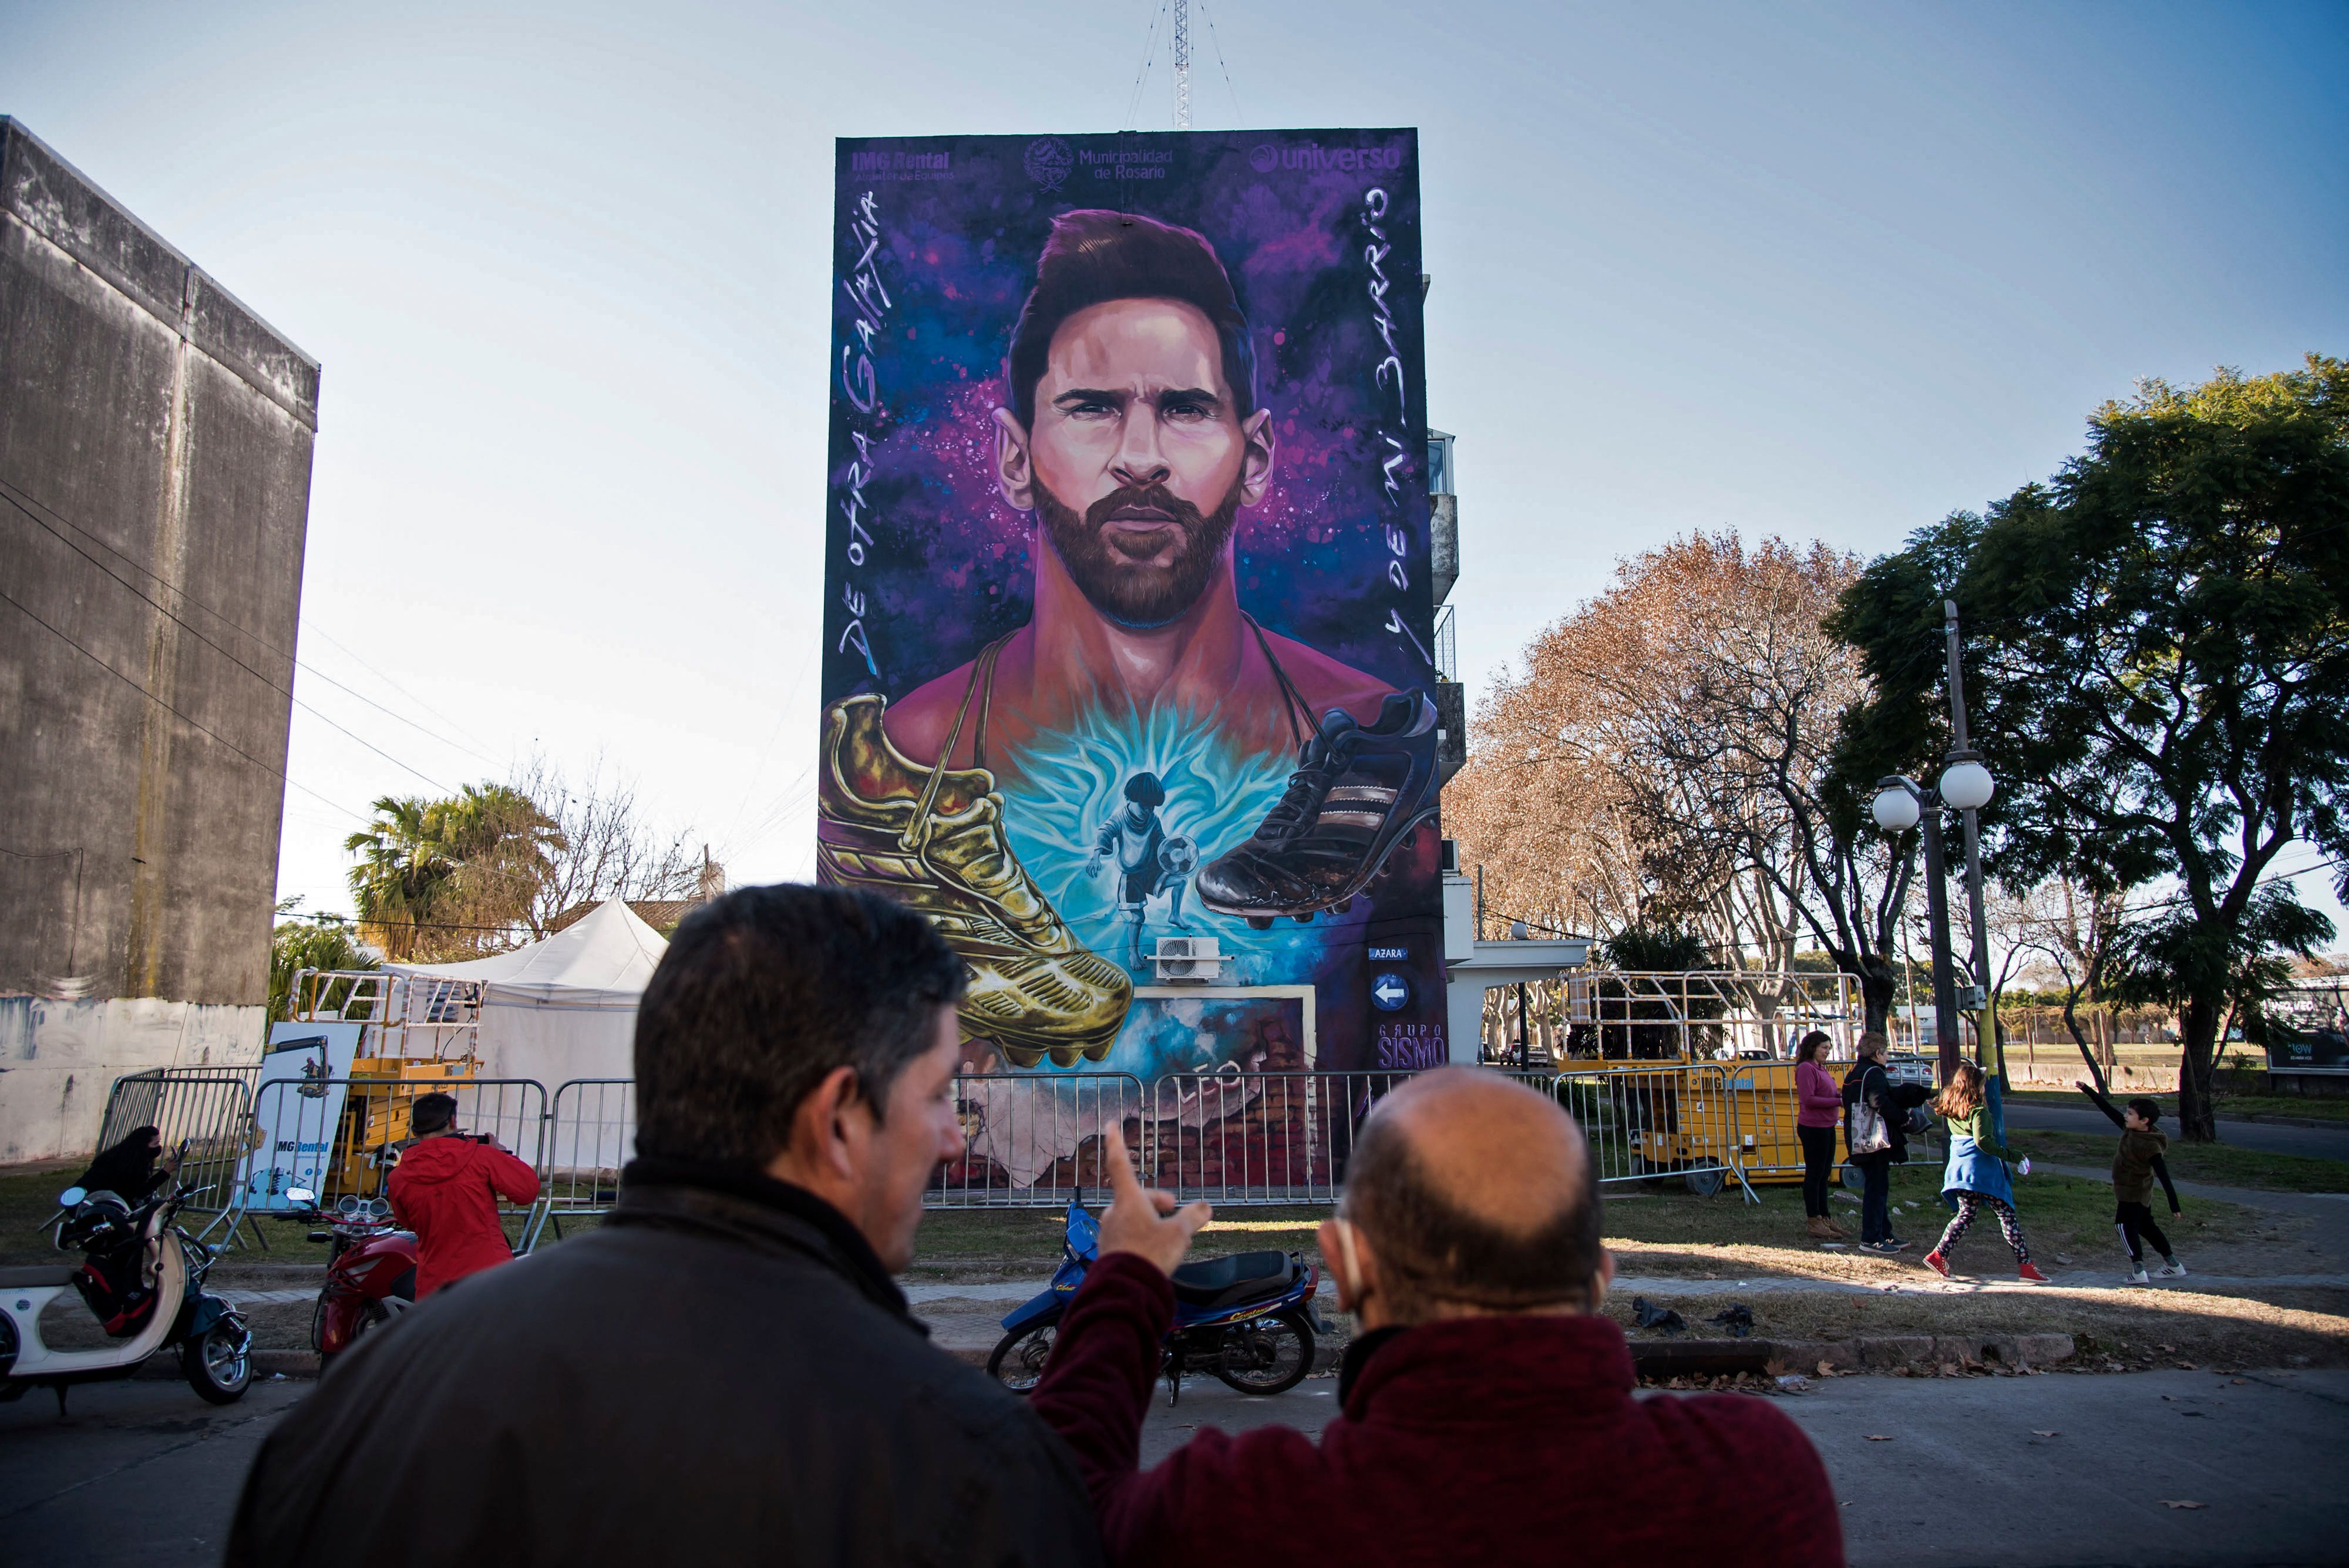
1031,1070,1843,1568
388,1093,540,1297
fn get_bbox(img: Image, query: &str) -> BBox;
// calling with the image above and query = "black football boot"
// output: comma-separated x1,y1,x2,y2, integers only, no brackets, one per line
1197,691,1440,928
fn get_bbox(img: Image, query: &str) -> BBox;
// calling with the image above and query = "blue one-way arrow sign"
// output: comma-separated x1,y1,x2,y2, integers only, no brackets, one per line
1370,971,1411,1012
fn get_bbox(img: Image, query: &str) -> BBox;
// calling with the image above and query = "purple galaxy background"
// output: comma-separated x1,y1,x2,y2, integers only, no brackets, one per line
822,130,1432,704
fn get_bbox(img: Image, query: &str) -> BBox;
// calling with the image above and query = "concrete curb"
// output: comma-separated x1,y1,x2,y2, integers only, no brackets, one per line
1760,1332,2076,1374
225,1334,2074,1387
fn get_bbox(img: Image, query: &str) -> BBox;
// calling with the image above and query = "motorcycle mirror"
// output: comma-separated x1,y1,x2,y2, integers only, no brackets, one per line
58,1185,86,1207
285,1187,317,1204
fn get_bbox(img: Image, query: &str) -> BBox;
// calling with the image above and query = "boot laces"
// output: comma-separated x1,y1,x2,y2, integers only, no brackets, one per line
1252,736,1359,845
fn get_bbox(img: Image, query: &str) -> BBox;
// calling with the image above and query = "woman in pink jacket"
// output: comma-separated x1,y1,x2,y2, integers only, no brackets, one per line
1794,1032,1847,1240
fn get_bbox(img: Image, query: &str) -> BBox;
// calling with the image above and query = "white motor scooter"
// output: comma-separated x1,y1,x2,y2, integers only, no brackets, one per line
0,1173,252,1412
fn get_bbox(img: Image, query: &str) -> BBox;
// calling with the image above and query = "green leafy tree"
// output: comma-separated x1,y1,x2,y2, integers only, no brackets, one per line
344,797,460,961
268,900,379,1021
343,783,564,961
1593,925,1729,1058
2108,885,2331,1068
1832,356,2348,1139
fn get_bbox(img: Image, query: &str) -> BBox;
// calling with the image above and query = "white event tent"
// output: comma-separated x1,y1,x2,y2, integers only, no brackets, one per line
383,897,665,1087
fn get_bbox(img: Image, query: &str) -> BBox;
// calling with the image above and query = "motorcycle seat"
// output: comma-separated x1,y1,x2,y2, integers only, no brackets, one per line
1170,1250,1295,1309
0,1264,82,1289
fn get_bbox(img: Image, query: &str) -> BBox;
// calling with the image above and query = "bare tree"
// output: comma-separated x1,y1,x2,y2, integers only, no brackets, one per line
1450,533,1916,1028
1995,877,2138,1094
510,754,704,936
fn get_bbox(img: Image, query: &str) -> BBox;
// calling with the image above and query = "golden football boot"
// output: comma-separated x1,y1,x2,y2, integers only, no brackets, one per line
816,694,1130,1067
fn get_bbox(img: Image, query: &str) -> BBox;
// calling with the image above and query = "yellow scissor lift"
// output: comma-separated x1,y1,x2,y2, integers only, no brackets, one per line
292,970,486,1200
1549,971,1865,1196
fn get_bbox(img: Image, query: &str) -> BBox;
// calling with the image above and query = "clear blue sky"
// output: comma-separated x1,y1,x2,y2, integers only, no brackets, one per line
5,0,2343,933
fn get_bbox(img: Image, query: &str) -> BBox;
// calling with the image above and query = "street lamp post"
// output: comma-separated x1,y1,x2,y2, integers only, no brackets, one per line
1941,600,2003,1089
1872,608,1997,1091
1870,777,1963,1084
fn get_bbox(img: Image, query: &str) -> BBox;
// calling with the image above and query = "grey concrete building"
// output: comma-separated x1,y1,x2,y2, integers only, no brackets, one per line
1,119,318,1160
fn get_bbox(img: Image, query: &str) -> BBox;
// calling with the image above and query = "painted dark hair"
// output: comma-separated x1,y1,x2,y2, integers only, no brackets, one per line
1005,210,1257,429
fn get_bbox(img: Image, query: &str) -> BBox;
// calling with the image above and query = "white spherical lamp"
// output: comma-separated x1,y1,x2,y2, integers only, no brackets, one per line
1940,759,1995,812
1871,785,1921,833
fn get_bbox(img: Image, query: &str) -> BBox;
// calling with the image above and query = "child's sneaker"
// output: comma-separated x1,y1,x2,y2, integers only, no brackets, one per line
2017,1261,2052,1284
2155,1258,2188,1278
2125,1262,2150,1284
1922,1250,1951,1279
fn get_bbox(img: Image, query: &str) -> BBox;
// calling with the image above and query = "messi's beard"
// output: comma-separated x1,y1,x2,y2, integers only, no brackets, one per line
1034,473,1243,630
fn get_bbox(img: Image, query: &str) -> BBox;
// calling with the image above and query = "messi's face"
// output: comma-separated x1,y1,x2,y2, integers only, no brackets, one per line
996,298,1274,627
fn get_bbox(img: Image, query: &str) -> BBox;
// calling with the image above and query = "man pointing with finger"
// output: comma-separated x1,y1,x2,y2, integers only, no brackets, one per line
1031,1069,1843,1567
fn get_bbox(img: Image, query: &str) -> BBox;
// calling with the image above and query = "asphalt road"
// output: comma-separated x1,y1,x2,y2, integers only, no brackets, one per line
0,1375,302,1566
2003,1102,2349,1162
1141,1370,2349,1568
11,1367,2343,1567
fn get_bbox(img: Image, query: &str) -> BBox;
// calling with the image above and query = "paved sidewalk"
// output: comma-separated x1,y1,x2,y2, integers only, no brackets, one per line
906,1266,2349,1310
2005,1102,2349,1163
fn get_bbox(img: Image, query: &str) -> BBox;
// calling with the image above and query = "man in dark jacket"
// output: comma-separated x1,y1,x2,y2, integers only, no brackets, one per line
1030,1070,1842,1568
228,885,1101,1568
386,1092,540,1297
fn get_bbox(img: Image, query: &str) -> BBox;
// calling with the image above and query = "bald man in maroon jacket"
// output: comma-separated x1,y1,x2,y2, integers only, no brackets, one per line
1032,1072,1843,1568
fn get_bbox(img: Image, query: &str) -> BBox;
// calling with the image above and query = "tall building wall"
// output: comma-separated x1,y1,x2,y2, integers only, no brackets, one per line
0,119,319,1159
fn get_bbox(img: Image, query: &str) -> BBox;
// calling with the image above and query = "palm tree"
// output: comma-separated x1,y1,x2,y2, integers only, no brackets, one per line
435,784,564,944
344,796,459,961
343,784,567,960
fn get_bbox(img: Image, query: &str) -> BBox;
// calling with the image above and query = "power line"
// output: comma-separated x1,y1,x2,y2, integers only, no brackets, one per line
297,618,502,762
2,489,455,796
0,473,500,772
1125,0,1169,131
1196,0,1244,126
0,586,364,825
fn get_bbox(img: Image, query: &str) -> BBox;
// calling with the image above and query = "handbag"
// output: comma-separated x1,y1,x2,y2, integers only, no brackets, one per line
1848,1067,1892,1155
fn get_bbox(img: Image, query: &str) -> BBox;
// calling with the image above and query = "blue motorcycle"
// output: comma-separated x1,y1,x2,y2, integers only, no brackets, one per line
987,1197,1322,1405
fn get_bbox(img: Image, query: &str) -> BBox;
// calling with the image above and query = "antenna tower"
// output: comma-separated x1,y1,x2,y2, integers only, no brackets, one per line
1173,0,1192,129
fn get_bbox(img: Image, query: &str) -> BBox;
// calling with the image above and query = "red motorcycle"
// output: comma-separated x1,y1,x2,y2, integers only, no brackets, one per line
288,1187,416,1372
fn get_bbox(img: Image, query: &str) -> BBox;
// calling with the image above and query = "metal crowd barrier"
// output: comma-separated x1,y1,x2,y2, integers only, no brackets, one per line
527,1078,637,1249
930,1072,1150,1208
90,1056,1795,1245
921,1066,1775,1209
1552,1064,1758,1203
1140,1069,1422,1204
93,1066,265,1244
240,1077,548,1245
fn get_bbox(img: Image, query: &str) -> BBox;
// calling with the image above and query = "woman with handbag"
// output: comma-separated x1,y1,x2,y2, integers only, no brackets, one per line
1841,1033,1909,1254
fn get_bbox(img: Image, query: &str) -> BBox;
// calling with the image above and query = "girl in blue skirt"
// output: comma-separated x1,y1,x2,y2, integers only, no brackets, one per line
1924,1062,2051,1283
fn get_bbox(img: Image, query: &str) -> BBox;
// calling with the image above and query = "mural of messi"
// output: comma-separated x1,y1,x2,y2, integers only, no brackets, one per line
819,133,1443,1078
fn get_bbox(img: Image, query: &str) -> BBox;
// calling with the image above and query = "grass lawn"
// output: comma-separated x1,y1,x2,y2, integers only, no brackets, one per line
2001,1088,2349,1124
901,1162,2261,1283
0,1169,533,1267
2004,1129,2349,1193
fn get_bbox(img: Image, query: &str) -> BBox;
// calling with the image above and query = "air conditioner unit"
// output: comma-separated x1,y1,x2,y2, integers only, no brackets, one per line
1153,936,1223,984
